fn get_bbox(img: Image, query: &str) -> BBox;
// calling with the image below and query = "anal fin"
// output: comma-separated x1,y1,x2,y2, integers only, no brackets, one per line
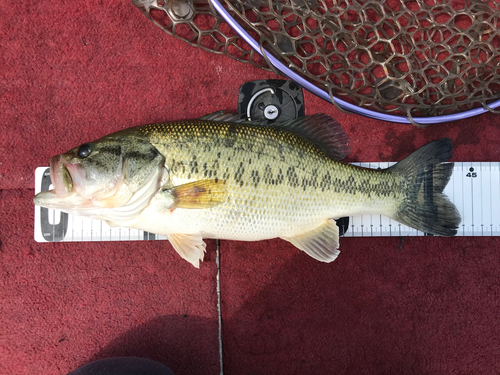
168,233,206,268
281,219,340,263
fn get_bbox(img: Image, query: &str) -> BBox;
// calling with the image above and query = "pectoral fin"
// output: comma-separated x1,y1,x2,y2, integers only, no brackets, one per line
168,233,206,268
163,179,227,209
281,219,340,262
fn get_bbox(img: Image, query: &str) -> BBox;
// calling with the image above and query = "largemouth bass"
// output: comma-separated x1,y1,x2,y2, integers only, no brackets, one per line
33,112,461,267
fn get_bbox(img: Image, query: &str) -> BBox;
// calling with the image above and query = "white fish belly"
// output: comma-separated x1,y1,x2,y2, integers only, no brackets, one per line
124,197,327,241
124,184,400,241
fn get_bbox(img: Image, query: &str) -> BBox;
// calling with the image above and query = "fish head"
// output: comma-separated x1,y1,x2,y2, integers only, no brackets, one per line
34,134,165,215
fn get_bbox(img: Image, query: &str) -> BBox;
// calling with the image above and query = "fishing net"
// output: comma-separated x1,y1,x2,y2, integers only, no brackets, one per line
133,0,500,123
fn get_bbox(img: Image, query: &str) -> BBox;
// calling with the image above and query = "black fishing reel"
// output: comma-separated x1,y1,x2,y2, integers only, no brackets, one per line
238,79,350,236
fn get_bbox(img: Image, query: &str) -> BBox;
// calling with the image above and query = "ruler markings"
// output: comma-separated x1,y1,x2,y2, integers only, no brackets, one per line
492,161,495,235
461,162,465,236
454,162,464,236
471,162,474,236
494,163,500,235
479,163,485,236
492,162,495,235
489,162,492,235
493,165,500,236
369,162,373,237
478,162,482,235
34,163,500,242
474,162,481,236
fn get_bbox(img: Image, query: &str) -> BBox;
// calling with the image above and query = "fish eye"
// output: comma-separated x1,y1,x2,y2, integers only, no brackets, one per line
77,143,93,158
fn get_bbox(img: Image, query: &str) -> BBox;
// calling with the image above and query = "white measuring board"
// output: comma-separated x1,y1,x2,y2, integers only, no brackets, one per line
34,163,500,242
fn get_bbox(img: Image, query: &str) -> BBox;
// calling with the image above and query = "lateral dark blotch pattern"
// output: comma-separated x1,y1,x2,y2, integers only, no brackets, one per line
263,165,273,185
276,169,284,185
234,162,245,185
286,166,299,188
190,156,199,174
170,159,187,175
251,170,260,188
320,172,331,192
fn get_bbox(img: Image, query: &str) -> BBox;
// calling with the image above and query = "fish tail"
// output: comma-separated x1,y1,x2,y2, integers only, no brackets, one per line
390,138,461,236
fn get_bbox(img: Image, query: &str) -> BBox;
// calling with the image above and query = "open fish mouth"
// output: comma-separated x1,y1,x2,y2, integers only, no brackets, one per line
50,155,85,198
33,155,89,209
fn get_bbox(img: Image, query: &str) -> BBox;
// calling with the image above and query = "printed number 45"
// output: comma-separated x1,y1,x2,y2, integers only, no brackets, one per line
466,167,477,178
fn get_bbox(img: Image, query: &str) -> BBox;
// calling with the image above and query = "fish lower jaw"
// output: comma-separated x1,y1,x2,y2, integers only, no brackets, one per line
33,190,92,210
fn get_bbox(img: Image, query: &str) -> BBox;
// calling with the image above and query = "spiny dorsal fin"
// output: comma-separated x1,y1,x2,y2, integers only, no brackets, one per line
197,110,245,123
199,111,351,161
271,114,351,160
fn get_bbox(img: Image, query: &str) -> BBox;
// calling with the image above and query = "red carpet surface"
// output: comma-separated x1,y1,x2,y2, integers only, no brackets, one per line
1,1,500,374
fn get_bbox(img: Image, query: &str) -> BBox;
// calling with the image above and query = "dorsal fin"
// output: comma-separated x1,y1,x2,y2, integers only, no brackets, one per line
272,114,351,160
198,111,351,160
198,110,245,123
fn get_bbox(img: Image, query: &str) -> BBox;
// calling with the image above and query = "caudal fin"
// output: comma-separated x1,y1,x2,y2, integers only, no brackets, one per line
390,138,461,236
